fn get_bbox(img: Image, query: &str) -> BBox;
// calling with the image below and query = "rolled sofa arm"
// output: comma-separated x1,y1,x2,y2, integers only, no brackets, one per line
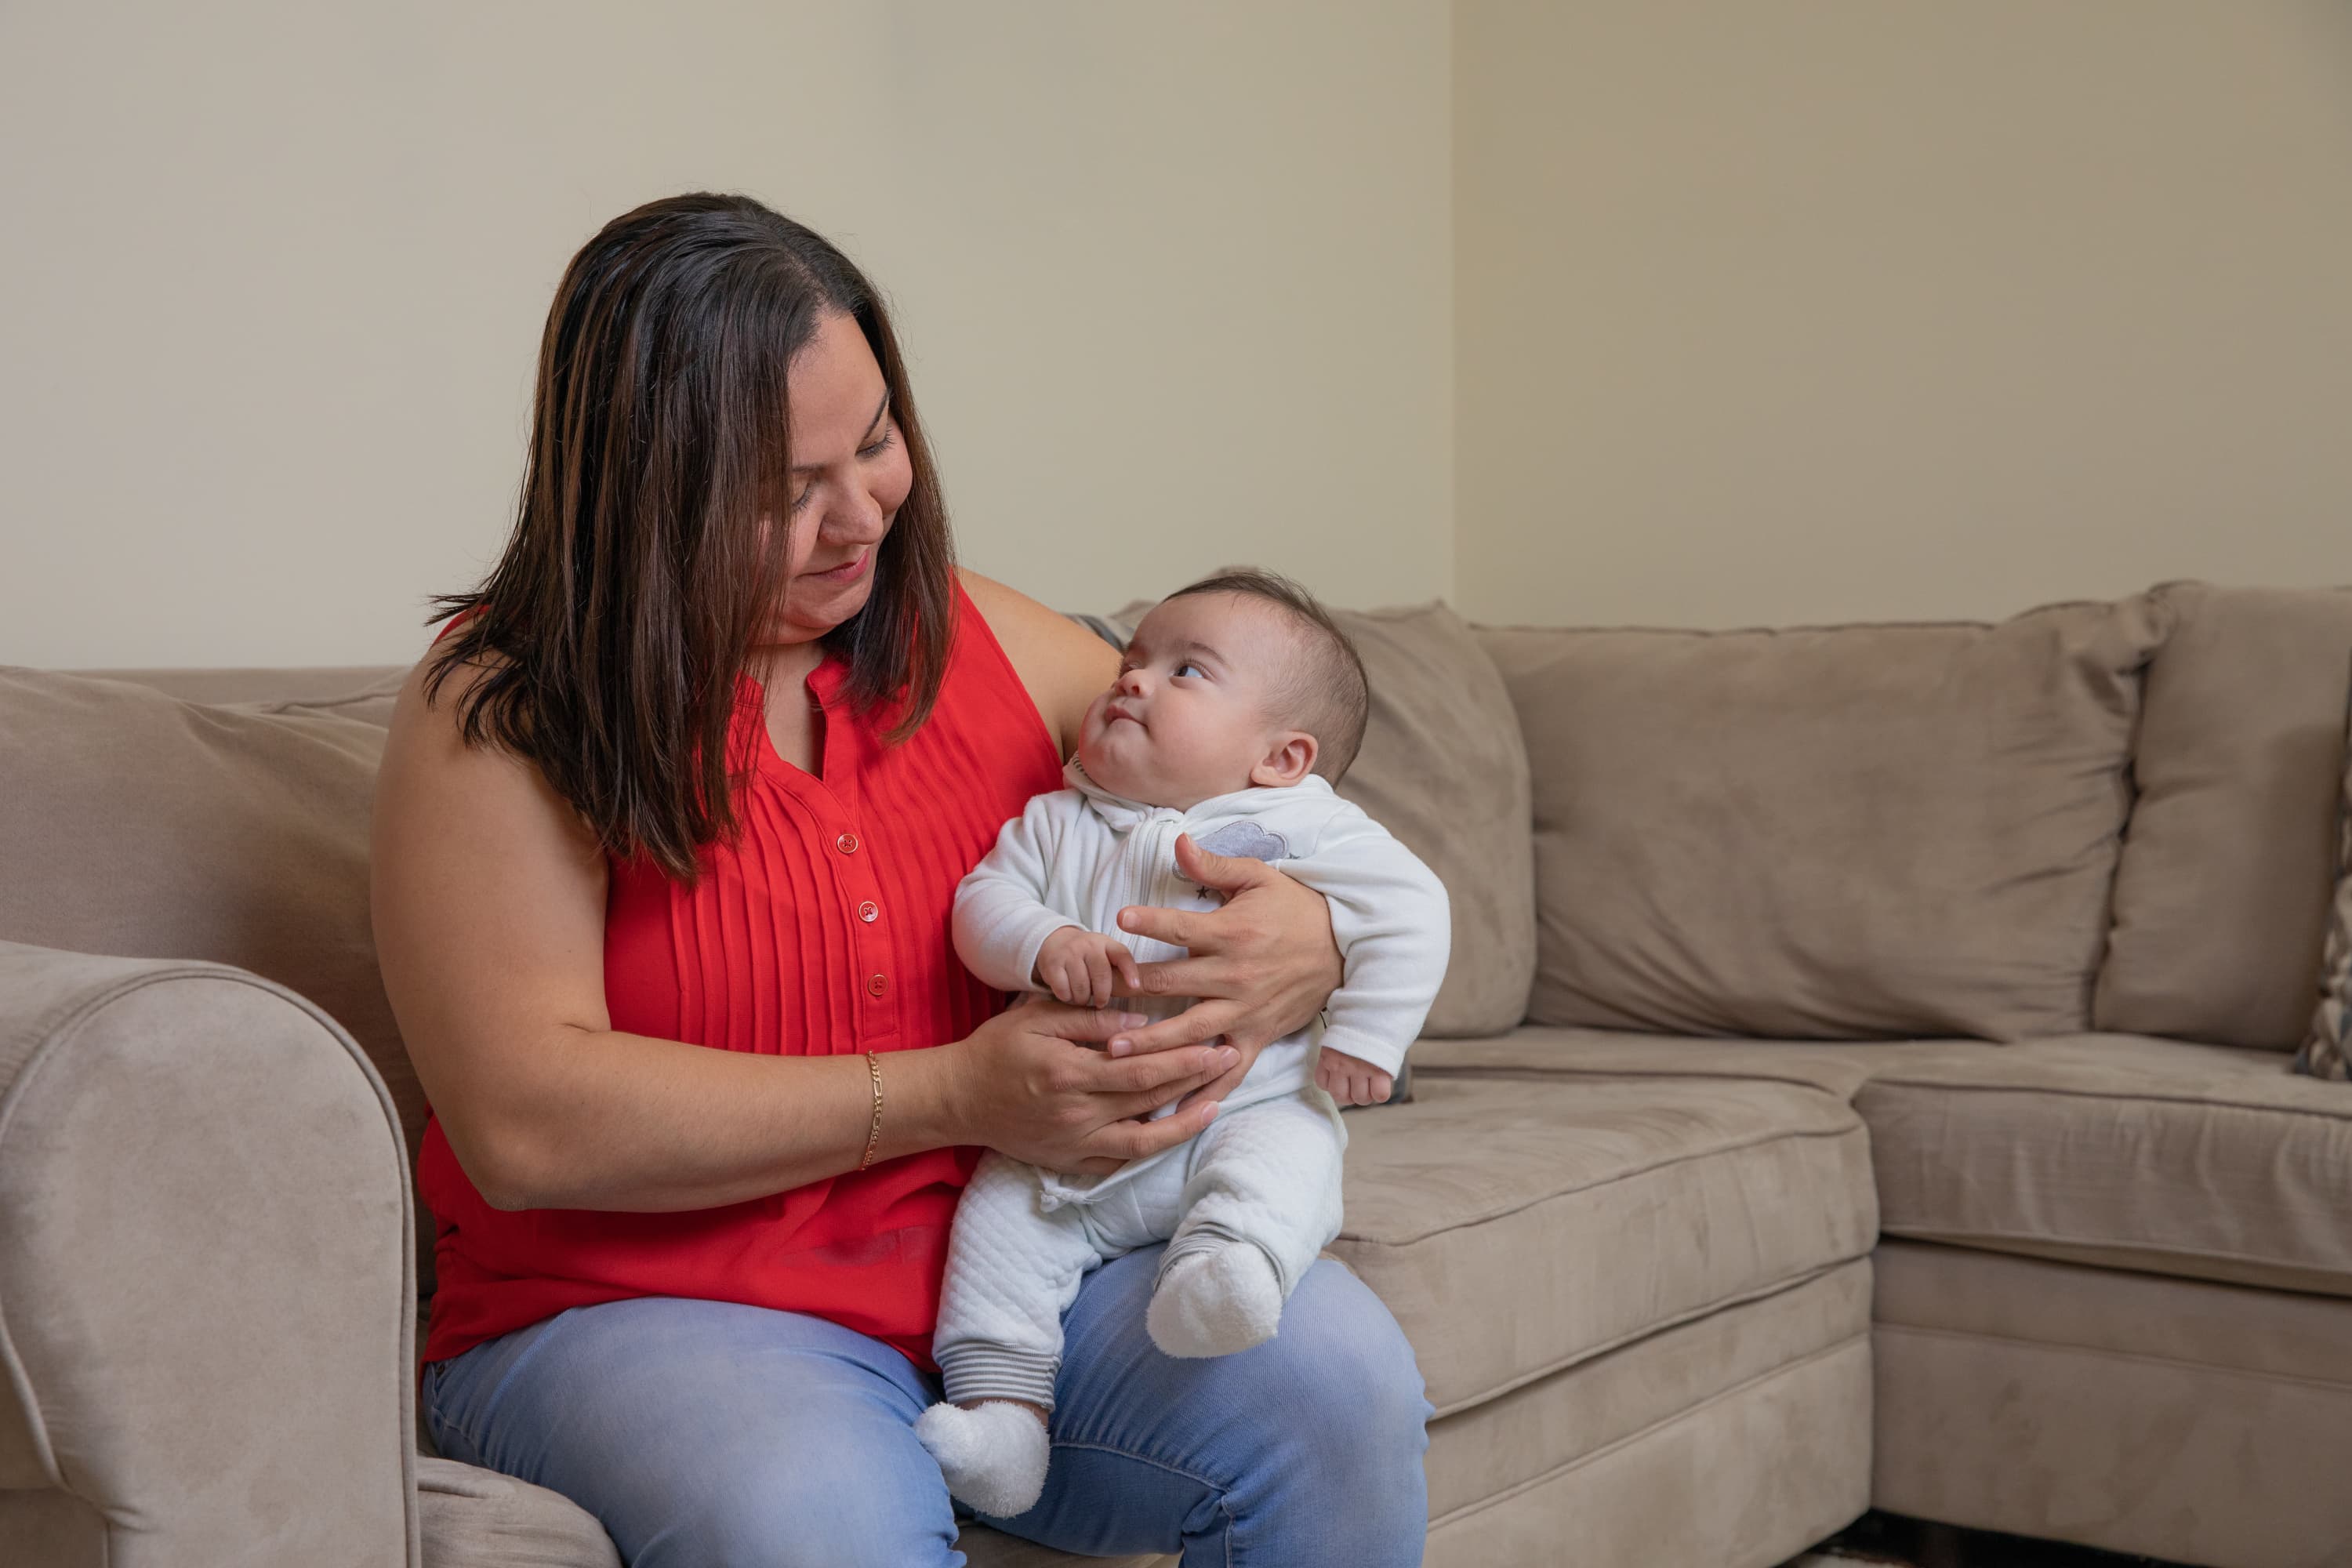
0,941,416,1567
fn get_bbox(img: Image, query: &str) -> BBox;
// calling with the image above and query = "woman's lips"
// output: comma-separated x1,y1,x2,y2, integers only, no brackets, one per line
809,550,870,584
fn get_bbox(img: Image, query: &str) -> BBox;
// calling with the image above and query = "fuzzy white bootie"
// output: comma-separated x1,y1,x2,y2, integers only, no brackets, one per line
1146,1244,1284,1359
915,1399,1050,1518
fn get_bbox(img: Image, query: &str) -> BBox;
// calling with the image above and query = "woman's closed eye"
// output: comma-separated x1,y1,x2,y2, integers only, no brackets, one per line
788,431,898,513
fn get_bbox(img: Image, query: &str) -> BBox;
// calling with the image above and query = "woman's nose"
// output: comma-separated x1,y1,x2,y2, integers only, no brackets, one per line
823,482,889,545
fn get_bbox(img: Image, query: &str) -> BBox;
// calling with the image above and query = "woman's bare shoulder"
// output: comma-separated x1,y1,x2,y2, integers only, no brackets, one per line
376,648,604,875
958,568,1117,751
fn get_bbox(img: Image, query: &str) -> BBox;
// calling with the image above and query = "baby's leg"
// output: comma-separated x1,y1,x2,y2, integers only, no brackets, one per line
920,1151,1105,1517
1147,1091,1347,1359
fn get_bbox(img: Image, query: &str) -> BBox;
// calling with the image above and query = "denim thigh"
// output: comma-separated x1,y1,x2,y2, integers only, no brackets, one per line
423,1296,964,1568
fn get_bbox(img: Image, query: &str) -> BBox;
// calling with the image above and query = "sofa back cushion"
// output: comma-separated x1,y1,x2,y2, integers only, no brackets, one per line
0,668,428,1274
1089,598,1537,1036
2095,583,2352,1050
1479,597,2168,1041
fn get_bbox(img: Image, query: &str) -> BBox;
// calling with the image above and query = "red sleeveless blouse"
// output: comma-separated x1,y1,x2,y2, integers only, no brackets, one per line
418,584,1065,1368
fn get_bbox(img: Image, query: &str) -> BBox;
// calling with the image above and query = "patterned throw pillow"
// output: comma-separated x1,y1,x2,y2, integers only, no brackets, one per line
2297,724,2352,1080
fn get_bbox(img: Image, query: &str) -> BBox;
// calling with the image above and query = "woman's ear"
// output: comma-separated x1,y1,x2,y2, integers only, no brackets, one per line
1249,731,1319,789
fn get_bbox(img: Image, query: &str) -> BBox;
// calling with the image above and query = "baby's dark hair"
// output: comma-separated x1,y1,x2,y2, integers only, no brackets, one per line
1162,568,1369,783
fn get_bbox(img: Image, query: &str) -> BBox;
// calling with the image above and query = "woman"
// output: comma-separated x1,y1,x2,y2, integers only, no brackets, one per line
371,193,1430,1567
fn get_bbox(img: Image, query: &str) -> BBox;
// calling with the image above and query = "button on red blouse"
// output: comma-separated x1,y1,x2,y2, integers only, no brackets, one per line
418,583,1066,1370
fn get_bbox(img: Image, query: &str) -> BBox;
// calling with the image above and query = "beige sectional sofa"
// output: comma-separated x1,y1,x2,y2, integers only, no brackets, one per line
3,581,2348,1568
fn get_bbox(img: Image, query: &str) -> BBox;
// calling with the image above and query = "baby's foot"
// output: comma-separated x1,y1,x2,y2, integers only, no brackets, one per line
1146,1243,1283,1359
914,1399,1050,1518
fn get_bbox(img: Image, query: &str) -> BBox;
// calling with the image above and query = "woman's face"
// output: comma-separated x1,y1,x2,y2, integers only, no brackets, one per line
760,310,913,646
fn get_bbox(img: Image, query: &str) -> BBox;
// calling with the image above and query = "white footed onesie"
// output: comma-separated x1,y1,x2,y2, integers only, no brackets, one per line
914,760,1449,1515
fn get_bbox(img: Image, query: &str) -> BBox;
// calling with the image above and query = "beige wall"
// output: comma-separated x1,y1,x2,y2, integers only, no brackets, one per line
14,3,2350,665
1454,1,2352,629
0,2,1451,668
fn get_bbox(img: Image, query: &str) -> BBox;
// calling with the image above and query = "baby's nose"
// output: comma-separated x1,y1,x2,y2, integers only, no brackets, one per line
1118,668,1149,696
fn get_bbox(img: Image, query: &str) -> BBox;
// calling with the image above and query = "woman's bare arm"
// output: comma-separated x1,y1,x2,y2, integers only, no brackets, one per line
370,657,1225,1213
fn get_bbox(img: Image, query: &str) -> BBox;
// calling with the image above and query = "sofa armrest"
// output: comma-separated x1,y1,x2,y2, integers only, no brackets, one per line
0,940,417,1567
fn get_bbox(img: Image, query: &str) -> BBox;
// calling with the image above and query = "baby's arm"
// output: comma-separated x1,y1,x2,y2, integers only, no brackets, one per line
1282,812,1452,1104
954,791,1135,1003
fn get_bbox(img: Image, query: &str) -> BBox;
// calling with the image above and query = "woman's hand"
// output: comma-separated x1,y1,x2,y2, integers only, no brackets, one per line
938,996,1235,1177
1109,834,1345,1107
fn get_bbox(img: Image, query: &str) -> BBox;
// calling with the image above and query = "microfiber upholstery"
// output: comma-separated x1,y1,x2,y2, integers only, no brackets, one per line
1328,1073,1877,1416
0,943,414,1567
0,665,435,1290
1479,596,2169,1041
2094,583,2352,1050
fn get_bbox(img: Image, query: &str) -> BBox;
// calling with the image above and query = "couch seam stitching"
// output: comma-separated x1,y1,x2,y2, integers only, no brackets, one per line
1876,1225,2352,1284
1338,1121,1864,1247
1871,1321,2352,1392
1857,1078,2352,1123
1425,1257,1871,1420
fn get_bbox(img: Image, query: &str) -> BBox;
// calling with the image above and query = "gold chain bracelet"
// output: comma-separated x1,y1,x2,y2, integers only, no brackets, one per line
856,1050,885,1171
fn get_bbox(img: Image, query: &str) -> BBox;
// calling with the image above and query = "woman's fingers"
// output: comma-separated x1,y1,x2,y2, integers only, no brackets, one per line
1106,998,1240,1056
1029,1004,1150,1044
1087,1042,1232,1095
1176,1053,1251,1112
1123,954,1215,1000
1116,903,1200,952
1080,1099,1220,1162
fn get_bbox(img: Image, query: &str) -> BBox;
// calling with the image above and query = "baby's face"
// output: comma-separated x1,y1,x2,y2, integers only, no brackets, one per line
1076,593,1313,810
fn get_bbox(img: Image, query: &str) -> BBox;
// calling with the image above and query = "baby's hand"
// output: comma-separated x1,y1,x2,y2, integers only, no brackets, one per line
1316,1047,1395,1106
1034,927,1142,1007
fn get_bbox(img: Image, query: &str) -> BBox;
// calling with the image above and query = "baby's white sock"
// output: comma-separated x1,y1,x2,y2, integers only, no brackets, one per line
914,1399,1050,1518
1146,1243,1284,1359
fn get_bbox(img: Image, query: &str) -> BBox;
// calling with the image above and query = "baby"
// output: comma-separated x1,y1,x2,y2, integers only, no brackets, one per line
914,568,1451,1517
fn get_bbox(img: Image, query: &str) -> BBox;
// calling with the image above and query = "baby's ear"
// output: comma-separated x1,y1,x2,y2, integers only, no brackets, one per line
1249,731,1318,789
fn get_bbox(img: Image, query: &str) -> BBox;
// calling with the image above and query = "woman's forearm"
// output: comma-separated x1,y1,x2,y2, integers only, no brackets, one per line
447,1029,965,1212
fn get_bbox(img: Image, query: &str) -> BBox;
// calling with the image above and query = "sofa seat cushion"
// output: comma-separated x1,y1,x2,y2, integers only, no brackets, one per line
1328,1073,1877,1415
1860,1033,2352,1295
1413,1025,1917,1099
418,1456,619,1567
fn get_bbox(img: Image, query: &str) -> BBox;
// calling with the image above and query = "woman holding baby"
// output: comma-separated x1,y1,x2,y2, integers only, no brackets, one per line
371,194,1430,1566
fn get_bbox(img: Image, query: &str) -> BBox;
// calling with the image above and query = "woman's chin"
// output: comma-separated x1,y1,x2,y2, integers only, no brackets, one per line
761,577,876,642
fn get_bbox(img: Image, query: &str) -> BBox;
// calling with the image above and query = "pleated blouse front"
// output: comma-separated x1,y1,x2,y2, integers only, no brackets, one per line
419,586,1065,1368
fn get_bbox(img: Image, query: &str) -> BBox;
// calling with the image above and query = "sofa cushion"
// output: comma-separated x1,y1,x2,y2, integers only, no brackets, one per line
1479,597,2168,1042
419,1456,619,1568
2095,583,2352,1051
1328,1073,1876,1415
0,668,429,1285
1413,1025,1907,1101
1859,1033,2352,1296
72,664,408,720
1088,597,1537,1037
2298,722,2352,1080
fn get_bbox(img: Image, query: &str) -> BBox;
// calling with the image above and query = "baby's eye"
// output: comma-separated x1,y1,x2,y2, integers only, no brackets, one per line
1174,661,1205,680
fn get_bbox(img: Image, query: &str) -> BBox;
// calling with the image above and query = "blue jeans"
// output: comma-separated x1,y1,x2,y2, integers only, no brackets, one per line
422,1247,1432,1567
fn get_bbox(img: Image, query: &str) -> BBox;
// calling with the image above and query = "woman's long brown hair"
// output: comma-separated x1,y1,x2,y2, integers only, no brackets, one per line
425,194,955,881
